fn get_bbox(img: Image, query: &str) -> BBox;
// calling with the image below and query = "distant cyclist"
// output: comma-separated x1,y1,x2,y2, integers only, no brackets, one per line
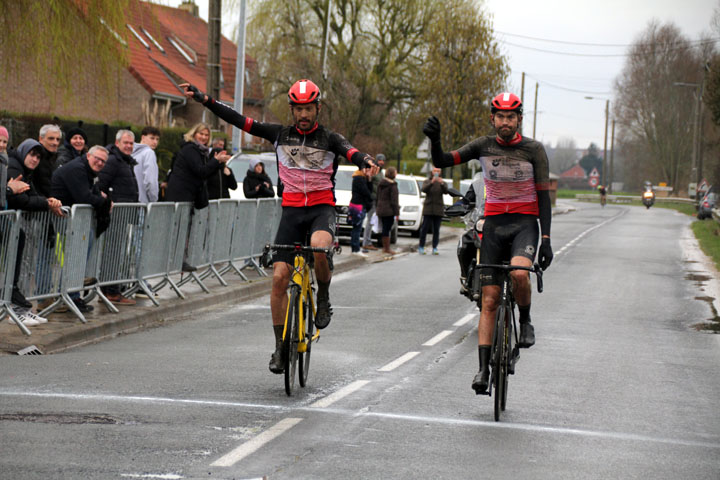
423,92,553,394
597,184,607,207
180,79,375,374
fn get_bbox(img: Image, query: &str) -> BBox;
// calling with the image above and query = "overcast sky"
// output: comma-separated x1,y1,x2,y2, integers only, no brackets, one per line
167,0,716,149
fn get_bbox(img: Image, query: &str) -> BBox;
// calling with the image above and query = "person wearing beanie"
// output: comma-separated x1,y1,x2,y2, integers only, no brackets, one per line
57,126,88,166
242,158,274,198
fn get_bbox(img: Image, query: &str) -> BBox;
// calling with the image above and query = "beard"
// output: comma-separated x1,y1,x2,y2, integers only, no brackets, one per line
495,124,518,142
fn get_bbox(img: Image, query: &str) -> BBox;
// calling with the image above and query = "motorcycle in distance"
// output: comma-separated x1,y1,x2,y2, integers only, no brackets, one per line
642,182,655,209
444,174,486,309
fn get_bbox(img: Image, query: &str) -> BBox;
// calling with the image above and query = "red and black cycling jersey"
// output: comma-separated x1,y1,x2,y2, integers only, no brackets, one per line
431,134,550,217
203,97,369,207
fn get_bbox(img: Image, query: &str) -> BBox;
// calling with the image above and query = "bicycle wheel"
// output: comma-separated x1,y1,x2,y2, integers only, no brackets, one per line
493,302,507,421
284,287,301,396
500,308,512,412
298,290,315,387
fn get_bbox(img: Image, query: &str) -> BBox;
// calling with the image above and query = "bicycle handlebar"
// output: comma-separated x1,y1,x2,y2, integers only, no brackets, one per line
265,243,338,255
477,263,544,293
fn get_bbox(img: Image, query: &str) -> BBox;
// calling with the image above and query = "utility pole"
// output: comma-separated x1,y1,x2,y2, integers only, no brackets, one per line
602,99,609,187
320,0,332,81
609,119,615,193
519,72,525,135
532,82,538,139
207,0,222,129
232,0,247,153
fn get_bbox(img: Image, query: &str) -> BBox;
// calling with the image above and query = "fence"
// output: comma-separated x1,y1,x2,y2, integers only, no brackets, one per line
3,198,282,335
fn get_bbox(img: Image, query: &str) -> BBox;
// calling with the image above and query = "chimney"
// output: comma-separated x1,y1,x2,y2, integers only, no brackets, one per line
178,0,199,17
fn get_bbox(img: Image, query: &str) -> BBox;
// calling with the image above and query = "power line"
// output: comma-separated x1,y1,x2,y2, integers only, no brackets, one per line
525,74,612,95
495,30,720,48
499,38,720,58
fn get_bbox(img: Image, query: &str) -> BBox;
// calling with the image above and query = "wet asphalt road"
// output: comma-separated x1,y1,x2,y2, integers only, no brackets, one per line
1,200,719,479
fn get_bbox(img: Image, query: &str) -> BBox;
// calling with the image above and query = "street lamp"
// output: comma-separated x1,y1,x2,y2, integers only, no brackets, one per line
673,81,704,193
585,96,610,189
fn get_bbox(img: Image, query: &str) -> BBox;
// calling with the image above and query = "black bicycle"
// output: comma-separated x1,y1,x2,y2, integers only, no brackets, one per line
478,262,543,421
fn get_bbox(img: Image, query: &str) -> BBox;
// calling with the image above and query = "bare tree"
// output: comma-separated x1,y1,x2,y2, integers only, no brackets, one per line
549,137,579,174
613,21,703,192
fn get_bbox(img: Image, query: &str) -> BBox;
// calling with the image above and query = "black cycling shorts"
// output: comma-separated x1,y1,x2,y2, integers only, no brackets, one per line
479,213,539,287
273,204,337,265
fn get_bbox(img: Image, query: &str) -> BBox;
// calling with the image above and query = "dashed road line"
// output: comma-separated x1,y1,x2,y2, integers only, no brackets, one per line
309,380,370,408
211,417,303,467
377,352,420,372
454,313,476,327
422,330,454,346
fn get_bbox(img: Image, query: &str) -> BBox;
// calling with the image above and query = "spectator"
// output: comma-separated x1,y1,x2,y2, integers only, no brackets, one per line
418,167,448,255
165,123,228,207
242,158,274,198
0,126,9,166
100,129,139,202
51,145,113,313
362,153,385,251
36,124,62,198
349,165,373,256
133,126,160,203
57,126,88,166
375,166,399,256
164,123,229,272
7,139,65,325
207,137,237,199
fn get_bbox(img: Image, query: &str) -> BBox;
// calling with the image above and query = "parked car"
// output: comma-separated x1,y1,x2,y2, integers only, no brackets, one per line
226,152,278,200
334,166,423,242
697,191,717,220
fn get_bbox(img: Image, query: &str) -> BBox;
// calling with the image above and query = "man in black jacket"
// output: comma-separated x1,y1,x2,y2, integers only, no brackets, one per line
100,129,139,203
35,124,62,198
50,145,113,313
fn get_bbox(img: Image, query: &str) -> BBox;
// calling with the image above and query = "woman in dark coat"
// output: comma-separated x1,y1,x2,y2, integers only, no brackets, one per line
375,166,400,255
242,158,274,198
418,167,448,255
348,166,373,255
164,123,229,209
56,127,88,166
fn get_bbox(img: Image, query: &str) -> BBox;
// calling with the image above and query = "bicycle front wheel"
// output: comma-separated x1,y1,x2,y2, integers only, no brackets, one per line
298,291,315,387
493,302,507,422
501,309,512,412
284,287,301,396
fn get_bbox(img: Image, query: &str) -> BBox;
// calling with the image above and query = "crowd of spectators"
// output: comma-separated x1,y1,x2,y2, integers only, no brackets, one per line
0,121,242,327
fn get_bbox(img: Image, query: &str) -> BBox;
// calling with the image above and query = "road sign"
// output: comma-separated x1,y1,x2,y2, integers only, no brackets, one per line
698,179,710,193
589,177,599,187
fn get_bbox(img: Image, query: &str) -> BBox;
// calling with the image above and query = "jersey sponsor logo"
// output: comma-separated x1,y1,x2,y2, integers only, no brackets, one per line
525,245,535,256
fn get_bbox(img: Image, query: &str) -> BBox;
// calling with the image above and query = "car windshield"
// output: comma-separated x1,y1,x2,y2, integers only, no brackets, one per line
334,169,354,191
397,178,417,195
228,155,279,184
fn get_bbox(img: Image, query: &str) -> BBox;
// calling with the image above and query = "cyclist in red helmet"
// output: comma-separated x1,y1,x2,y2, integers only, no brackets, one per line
423,92,553,395
180,79,375,375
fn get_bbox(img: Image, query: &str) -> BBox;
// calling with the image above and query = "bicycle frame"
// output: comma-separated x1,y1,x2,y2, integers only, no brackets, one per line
288,253,319,352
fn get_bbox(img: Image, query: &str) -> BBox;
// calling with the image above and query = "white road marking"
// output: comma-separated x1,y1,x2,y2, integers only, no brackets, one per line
211,417,303,467
3,391,717,450
454,313,476,327
120,475,184,479
377,352,420,372
555,212,622,257
309,380,370,408
422,330,453,346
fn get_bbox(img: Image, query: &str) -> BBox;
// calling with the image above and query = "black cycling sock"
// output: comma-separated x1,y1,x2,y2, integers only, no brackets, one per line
317,280,330,299
518,304,531,323
478,345,491,369
273,324,284,343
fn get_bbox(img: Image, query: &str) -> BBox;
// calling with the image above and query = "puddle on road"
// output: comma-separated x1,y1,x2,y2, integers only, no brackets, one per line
684,271,720,332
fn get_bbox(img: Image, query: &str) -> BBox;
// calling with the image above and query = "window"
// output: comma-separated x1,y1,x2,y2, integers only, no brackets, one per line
141,27,165,53
127,24,150,50
167,36,195,64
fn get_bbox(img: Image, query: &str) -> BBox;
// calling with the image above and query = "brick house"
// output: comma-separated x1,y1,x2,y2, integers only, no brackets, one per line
1,0,269,150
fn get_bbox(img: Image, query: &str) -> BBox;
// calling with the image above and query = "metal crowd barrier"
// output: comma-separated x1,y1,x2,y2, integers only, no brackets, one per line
0,210,28,335
2,199,285,332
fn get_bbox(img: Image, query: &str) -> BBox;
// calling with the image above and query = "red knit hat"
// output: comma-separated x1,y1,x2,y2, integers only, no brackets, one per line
0,126,8,140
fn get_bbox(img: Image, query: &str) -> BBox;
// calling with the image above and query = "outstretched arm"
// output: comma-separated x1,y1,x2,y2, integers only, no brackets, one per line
423,116,471,168
179,83,282,143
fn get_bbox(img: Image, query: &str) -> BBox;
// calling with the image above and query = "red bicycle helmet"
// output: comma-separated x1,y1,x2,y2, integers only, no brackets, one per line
491,92,523,114
288,79,321,105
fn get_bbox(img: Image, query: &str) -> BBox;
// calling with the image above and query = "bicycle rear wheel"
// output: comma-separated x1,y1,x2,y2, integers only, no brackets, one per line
284,287,301,396
298,290,315,387
493,302,507,421
500,308,512,412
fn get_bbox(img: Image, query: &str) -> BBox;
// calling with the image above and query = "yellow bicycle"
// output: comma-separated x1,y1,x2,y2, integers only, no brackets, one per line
263,242,337,395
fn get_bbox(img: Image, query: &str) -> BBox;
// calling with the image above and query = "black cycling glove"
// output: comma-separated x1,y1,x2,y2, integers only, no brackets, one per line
538,237,553,271
187,84,206,103
423,116,441,143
